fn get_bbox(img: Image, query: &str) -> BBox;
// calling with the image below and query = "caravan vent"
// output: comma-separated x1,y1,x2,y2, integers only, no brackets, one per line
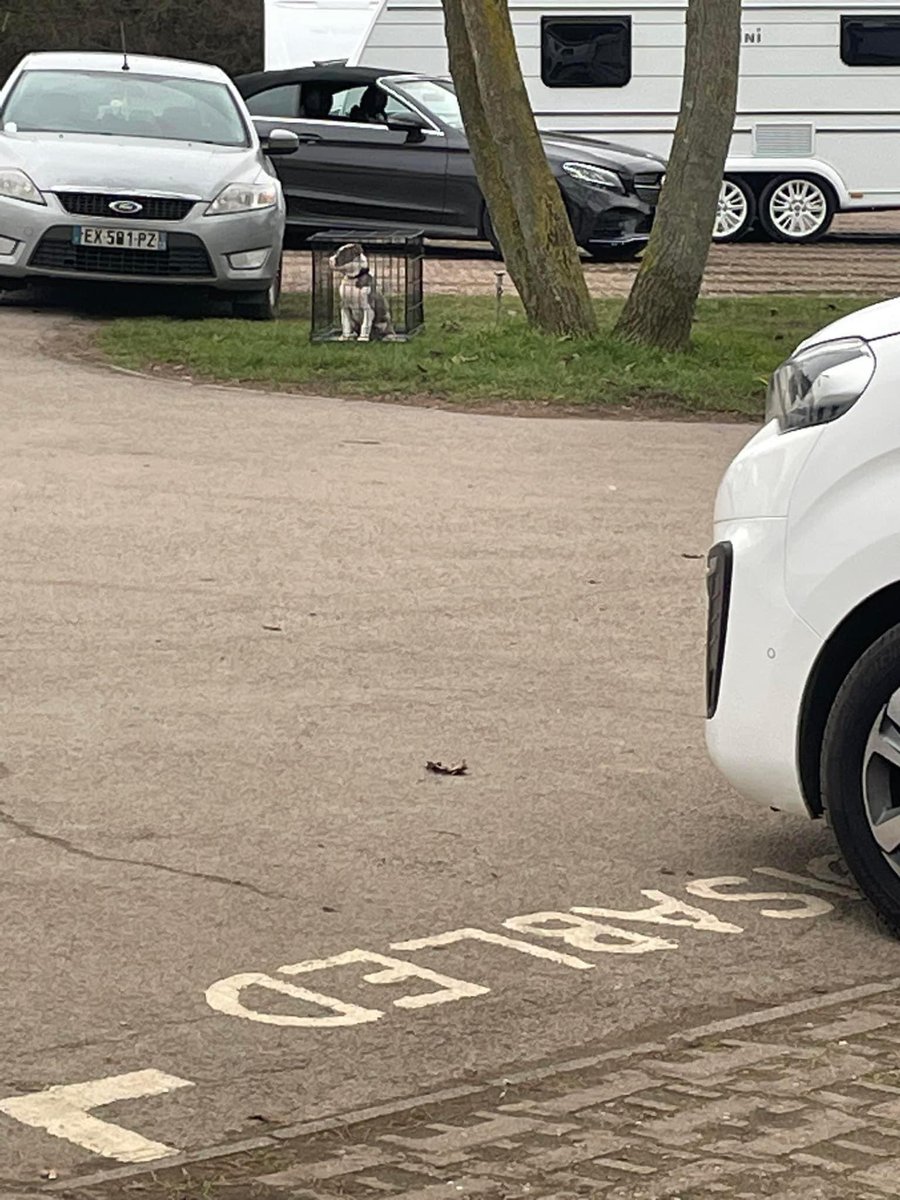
753,123,815,158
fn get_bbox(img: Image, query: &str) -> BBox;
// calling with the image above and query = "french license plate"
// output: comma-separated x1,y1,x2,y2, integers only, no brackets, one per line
73,226,166,251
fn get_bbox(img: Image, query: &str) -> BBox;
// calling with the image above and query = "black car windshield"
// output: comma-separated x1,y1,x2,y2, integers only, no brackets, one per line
394,78,465,132
1,70,250,146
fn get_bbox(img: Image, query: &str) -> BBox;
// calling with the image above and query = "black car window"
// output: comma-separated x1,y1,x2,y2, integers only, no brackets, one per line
334,85,412,123
245,84,301,118
541,16,632,88
841,16,900,66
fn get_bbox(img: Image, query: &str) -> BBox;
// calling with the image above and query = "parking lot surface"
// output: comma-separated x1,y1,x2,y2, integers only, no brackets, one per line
0,305,895,1195
284,211,900,299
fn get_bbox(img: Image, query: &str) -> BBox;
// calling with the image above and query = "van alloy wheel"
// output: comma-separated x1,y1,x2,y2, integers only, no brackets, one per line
822,626,900,936
863,692,900,874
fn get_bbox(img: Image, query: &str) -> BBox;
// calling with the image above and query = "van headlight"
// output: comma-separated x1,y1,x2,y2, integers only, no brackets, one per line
766,337,876,432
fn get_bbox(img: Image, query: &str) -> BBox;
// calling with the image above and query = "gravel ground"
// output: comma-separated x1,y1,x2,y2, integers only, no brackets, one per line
283,211,900,300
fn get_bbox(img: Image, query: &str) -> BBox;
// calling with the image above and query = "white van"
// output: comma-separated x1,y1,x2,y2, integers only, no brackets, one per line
264,0,900,244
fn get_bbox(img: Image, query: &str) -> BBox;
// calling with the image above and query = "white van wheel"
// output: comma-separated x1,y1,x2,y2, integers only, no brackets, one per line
713,178,755,242
759,176,835,244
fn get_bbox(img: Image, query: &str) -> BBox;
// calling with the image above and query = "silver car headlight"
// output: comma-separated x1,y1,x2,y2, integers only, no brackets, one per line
561,162,625,194
766,337,876,433
205,181,278,216
0,168,45,206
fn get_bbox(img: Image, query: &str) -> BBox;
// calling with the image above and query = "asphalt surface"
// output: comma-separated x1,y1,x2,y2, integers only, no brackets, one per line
0,303,893,1193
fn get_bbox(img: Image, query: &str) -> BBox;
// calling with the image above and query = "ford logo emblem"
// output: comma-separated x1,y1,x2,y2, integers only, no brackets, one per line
109,199,143,215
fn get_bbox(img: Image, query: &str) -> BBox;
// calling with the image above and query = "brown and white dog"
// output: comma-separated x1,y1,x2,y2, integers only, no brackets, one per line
328,243,395,342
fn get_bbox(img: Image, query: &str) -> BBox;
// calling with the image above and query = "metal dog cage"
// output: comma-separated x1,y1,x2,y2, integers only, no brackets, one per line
308,229,425,343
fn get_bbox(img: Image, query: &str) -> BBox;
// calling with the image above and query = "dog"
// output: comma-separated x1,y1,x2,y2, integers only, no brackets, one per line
328,243,396,342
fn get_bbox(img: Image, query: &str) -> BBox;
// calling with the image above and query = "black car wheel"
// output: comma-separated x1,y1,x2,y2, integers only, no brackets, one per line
232,258,282,321
586,243,644,263
822,625,900,935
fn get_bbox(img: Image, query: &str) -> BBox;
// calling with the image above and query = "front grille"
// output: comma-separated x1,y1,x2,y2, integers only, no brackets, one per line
706,541,734,720
634,172,664,206
29,227,213,279
56,193,196,221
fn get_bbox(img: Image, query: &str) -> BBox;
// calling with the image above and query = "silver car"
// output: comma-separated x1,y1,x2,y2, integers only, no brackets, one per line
0,52,298,318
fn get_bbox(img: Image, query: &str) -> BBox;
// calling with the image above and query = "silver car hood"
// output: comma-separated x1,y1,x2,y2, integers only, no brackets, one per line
0,131,262,199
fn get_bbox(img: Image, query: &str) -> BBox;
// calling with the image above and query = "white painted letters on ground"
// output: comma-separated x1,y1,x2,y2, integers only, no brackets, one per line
392,927,595,971
685,877,834,919
278,949,489,1009
204,971,384,1027
0,1070,193,1164
503,912,677,955
205,865,851,1028
572,890,744,934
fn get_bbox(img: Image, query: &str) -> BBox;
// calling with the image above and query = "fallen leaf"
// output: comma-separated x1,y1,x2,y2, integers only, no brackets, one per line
262,624,283,632
681,553,704,561
426,760,468,777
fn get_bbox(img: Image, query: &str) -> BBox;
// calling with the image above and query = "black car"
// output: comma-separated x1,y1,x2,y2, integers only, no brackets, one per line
234,66,666,261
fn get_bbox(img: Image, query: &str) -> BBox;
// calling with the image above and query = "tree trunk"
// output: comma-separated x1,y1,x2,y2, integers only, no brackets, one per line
442,0,596,338
614,0,742,352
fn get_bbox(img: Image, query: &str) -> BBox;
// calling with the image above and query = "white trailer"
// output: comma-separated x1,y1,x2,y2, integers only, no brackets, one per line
265,0,381,70
268,0,899,244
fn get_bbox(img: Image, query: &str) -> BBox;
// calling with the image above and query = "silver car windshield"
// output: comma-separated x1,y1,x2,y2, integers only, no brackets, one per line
1,70,250,147
395,79,464,133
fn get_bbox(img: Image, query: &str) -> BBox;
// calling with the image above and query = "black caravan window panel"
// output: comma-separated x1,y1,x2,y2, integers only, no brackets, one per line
842,15,900,66
541,16,632,88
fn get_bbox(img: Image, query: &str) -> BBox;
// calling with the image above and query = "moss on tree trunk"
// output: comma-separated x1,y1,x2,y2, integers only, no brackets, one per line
615,0,742,352
442,0,596,338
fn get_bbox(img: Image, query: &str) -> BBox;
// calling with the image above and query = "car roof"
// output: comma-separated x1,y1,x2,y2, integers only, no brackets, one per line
15,51,230,83
234,66,431,94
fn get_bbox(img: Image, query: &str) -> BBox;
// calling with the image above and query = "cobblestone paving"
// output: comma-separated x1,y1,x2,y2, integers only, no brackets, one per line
283,212,900,301
58,980,900,1200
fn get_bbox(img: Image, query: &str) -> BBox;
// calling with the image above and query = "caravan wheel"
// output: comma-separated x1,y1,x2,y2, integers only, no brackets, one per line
713,177,756,243
759,176,835,244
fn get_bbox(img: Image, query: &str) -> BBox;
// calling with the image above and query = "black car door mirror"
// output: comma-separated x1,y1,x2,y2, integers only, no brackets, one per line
264,127,302,155
386,113,429,144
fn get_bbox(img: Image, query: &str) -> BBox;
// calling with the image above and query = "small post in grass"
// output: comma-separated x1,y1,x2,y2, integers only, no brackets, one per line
494,270,505,326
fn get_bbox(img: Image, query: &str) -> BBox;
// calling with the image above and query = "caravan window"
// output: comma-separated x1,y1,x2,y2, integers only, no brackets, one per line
541,16,632,88
841,16,900,66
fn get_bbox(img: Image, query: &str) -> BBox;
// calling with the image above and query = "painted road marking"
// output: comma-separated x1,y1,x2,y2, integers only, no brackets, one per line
205,864,856,1027
572,890,745,934
278,949,489,1010
205,971,384,1028
392,927,596,971
503,910,678,955
0,1071,193,1164
684,877,834,919
0,858,863,1165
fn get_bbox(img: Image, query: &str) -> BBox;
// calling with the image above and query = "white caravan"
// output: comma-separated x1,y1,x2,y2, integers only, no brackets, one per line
264,0,900,244
265,0,381,70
